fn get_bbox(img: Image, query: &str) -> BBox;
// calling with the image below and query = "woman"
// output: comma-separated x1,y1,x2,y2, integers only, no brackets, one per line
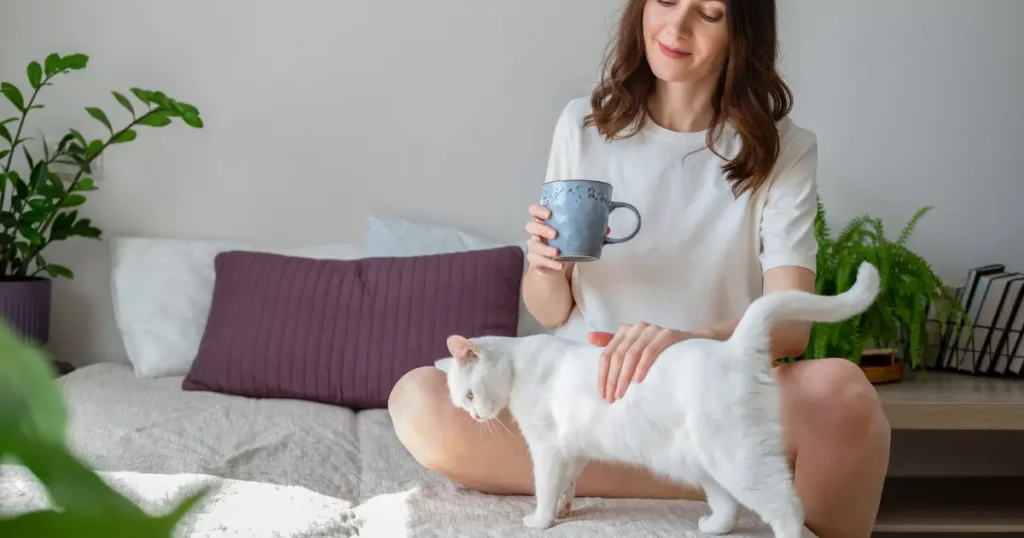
389,1,891,537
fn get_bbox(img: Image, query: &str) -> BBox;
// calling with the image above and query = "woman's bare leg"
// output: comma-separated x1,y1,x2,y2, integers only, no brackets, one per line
387,366,700,500
774,358,891,538
389,359,890,538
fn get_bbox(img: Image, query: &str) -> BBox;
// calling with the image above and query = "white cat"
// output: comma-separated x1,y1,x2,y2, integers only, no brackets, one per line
435,261,881,537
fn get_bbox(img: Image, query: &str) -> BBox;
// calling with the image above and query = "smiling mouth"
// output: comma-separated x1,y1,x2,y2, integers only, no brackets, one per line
658,42,692,59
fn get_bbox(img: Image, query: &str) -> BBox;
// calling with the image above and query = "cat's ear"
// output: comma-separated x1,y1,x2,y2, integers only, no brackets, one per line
434,357,454,373
446,335,479,365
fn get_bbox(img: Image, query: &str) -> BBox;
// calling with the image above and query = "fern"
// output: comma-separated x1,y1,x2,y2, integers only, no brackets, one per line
804,200,965,370
897,205,934,246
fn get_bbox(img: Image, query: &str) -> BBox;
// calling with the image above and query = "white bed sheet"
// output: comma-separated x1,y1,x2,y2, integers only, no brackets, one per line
1,363,813,537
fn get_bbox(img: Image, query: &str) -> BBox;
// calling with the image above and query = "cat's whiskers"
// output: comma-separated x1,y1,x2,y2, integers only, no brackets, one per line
495,415,518,440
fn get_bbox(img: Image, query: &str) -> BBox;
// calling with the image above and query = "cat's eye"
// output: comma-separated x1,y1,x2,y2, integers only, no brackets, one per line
466,390,474,401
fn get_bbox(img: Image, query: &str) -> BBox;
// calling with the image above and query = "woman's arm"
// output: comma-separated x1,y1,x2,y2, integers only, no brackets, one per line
693,126,819,359
522,262,575,330
524,100,584,330
690,265,816,359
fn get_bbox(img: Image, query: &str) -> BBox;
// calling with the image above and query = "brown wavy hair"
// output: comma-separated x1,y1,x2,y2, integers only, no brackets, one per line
583,0,793,197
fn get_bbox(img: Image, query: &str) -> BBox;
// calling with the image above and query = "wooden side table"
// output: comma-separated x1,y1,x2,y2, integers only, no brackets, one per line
873,371,1024,533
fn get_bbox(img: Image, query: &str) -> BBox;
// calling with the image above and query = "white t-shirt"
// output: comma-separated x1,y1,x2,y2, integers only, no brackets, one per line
543,97,819,343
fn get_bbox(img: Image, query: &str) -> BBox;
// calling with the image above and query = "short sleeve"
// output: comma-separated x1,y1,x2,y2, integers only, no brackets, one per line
759,129,819,274
543,100,583,183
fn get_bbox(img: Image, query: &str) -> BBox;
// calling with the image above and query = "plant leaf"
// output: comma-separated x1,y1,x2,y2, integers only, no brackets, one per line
44,263,74,279
137,113,172,127
84,107,113,134
10,171,28,199
28,161,44,189
68,129,87,148
56,133,76,154
0,213,18,229
0,329,67,453
49,212,75,241
70,218,101,239
28,198,53,211
172,101,199,116
112,129,137,144
85,140,104,161
111,91,135,117
37,174,65,199
27,62,43,90
21,209,48,224
19,225,44,245
1,82,25,111
43,53,62,76
63,53,88,70
0,150,8,161
71,178,96,192
181,112,203,128
0,123,11,144
62,194,87,208
129,87,153,104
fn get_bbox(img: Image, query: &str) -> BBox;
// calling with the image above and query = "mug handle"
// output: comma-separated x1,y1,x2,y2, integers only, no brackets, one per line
603,202,642,245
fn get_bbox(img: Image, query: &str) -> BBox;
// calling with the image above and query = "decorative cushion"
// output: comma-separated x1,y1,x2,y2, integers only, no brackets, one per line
181,246,525,409
110,236,365,379
364,215,546,337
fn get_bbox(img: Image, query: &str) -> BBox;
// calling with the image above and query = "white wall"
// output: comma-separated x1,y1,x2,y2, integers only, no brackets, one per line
1,0,1021,367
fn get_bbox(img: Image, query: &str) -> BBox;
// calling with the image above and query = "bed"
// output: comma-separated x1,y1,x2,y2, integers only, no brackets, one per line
1,216,814,536
3,363,809,537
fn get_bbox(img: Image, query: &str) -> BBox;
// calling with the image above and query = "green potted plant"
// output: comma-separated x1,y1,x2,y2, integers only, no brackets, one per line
0,52,202,348
0,319,209,535
804,199,966,382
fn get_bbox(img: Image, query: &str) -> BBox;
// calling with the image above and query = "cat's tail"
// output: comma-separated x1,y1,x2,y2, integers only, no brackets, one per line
726,261,881,357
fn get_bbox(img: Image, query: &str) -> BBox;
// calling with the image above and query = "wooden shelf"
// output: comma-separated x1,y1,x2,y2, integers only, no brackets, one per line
875,476,1024,533
875,371,1024,430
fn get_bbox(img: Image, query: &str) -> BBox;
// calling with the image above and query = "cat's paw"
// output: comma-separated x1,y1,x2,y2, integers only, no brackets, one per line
556,497,573,518
522,514,555,530
698,513,735,535
557,480,576,518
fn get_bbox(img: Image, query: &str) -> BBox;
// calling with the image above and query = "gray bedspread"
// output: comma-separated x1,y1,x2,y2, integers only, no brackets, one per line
3,363,812,537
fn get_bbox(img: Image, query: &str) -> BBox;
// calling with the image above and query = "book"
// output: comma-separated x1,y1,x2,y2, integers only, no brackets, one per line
938,264,1005,370
979,276,1024,374
969,273,1024,374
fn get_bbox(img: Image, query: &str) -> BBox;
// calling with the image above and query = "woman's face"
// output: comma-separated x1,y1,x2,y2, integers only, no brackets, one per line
642,0,729,85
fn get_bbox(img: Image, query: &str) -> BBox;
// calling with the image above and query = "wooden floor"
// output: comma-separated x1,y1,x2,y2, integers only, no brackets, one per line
872,371,1024,533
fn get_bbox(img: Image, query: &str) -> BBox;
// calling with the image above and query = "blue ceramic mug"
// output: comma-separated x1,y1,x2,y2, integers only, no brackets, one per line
539,179,642,262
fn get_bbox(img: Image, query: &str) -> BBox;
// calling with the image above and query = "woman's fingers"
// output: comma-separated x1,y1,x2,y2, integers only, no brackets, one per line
526,250,563,272
588,332,615,347
529,204,551,220
526,220,556,241
634,329,677,383
527,236,559,258
598,329,629,400
614,325,660,399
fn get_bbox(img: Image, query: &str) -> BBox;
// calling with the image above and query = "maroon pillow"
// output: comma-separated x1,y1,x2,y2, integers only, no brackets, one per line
181,246,524,409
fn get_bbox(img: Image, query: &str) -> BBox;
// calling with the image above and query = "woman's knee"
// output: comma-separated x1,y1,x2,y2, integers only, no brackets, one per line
388,366,460,473
783,358,891,445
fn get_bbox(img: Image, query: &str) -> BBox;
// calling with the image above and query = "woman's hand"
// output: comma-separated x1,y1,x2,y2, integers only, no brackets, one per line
525,204,610,275
525,204,565,274
588,323,692,403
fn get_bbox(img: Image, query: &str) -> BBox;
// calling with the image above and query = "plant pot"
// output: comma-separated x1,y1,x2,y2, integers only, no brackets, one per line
0,277,52,345
859,348,904,384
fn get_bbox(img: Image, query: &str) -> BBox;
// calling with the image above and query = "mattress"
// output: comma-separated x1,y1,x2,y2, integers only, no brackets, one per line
1,363,813,537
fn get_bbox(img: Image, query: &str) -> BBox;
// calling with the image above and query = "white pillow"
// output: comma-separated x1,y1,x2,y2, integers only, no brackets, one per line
363,215,547,337
110,236,365,379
